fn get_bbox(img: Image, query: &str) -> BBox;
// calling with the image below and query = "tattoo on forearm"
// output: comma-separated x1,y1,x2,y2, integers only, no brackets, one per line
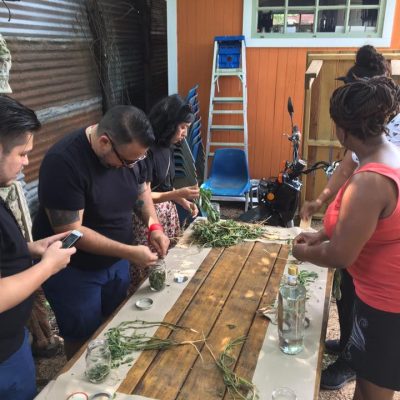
47,209,79,227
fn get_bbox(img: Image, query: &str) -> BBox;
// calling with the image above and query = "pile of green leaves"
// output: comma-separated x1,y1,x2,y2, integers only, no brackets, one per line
192,219,264,248
195,187,220,223
104,320,201,368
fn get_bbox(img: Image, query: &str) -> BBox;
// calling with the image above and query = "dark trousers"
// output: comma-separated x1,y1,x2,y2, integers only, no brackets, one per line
0,329,36,400
43,259,130,341
337,269,356,351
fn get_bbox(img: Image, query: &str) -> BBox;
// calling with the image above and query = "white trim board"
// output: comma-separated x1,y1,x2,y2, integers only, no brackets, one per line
242,0,396,48
166,0,178,94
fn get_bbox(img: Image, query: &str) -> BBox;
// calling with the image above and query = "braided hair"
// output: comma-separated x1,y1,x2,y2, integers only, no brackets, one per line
330,76,400,141
148,94,194,147
340,45,390,84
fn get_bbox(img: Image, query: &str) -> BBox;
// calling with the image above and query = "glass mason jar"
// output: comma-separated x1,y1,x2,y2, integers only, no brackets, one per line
149,259,167,291
272,387,297,400
85,339,111,383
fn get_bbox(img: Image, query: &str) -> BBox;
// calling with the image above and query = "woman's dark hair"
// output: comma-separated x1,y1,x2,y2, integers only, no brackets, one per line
148,94,195,147
339,45,390,84
0,95,41,153
330,76,400,141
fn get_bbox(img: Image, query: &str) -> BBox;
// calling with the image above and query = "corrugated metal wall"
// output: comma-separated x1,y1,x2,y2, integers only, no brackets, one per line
86,0,167,111
148,0,168,107
1,0,168,184
1,0,102,183
87,0,146,110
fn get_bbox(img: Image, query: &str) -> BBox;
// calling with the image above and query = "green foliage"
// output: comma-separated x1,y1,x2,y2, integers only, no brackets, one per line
192,219,264,247
195,188,220,223
104,320,200,368
149,269,166,291
214,337,259,400
298,270,319,287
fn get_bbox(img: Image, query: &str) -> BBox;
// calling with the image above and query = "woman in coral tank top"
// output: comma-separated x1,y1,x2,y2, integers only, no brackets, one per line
293,76,400,400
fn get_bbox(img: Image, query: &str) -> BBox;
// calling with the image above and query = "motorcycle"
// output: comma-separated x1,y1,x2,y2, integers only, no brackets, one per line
239,97,339,227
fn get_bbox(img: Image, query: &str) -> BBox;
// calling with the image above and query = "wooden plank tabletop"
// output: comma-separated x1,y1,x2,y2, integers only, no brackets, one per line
118,241,289,399
42,233,332,400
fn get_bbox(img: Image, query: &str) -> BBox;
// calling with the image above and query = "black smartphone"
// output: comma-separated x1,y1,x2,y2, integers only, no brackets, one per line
61,230,83,249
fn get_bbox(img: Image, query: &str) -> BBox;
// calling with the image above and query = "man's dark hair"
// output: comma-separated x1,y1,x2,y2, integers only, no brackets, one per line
97,105,155,147
337,45,390,84
0,95,41,153
148,94,195,147
330,76,399,141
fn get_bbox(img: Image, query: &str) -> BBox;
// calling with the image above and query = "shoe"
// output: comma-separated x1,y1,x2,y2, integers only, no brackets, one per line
320,357,356,390
324,339,342,355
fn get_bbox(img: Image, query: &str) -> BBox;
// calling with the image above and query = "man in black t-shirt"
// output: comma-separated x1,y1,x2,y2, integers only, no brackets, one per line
33,105,170,359
0,96,75,400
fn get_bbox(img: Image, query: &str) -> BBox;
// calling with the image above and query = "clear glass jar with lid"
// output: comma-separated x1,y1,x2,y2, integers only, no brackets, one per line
85,339,111,383
149,259,167,291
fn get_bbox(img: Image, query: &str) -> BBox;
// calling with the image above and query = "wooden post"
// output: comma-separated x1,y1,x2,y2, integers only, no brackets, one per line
301,59,323,208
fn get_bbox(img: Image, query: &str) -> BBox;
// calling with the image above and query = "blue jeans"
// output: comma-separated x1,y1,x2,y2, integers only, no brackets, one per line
43,259,130,340
0,329,36,400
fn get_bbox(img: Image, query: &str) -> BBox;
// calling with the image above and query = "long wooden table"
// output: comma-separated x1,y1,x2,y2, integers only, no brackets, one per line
39,237,333,400
118,241,288,399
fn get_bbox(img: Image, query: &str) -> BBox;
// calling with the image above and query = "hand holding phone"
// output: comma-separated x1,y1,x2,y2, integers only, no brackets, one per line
61,230,83,248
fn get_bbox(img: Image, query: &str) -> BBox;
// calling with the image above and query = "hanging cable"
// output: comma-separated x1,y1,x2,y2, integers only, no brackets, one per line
2,0,21,22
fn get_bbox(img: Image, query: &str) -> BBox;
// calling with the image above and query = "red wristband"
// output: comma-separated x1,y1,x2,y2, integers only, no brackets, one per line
147,223,164,242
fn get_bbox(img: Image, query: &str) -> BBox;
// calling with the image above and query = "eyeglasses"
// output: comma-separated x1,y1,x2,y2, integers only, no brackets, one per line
103,133,147,168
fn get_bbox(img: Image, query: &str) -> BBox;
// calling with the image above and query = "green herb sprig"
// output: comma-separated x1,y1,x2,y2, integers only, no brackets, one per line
207,337,259,400
192,219,264,248
104,320,201,367
195,188,220,223
298,270,319,287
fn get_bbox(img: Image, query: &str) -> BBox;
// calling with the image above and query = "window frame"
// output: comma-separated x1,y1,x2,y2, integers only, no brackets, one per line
242,0,396,47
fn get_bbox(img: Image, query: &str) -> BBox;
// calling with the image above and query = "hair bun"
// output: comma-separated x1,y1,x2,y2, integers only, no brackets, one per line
355,45,382,71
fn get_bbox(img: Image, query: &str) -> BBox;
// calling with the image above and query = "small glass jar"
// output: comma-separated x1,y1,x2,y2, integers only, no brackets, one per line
271,387,297,400
85,339,111,383
149,259,167,291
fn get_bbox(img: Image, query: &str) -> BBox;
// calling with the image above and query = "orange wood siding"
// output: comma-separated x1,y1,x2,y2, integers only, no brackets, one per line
177,0,400,179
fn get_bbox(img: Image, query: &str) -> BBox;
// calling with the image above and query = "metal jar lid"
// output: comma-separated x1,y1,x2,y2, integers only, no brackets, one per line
89,392,113,400
135,297,153,310
66,393,89,400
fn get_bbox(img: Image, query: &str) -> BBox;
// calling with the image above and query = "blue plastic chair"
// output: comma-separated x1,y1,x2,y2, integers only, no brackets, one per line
189,127,201,151
201,148,251,210
186,84,199,102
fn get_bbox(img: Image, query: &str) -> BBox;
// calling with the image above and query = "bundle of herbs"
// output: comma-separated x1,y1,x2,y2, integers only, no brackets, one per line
195,187,220,223
192,219,264,248
207,336,259,400
104,320,202,367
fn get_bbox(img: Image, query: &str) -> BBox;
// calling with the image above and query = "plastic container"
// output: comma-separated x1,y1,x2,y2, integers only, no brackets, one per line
215,35,244,69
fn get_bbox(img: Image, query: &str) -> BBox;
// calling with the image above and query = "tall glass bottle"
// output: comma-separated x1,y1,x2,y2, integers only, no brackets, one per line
278,265,306,355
